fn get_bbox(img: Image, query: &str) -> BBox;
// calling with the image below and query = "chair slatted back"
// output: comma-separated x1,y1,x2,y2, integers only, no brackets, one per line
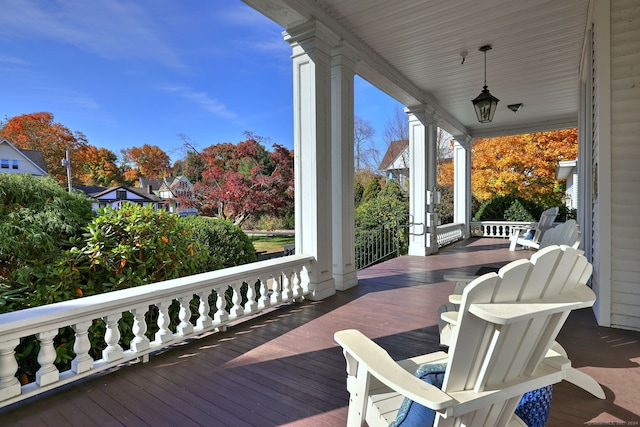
439,246,594,426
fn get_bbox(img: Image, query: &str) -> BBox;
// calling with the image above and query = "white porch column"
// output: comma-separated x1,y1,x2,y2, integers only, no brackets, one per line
406,105,438,256
453,135,473,237
331,42,358,290
284,21,338,300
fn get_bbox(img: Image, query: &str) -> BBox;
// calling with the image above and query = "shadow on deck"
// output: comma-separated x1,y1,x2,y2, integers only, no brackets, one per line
1,238,639,426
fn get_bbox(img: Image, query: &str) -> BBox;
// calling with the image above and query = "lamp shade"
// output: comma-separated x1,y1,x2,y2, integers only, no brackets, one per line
472,85,499,123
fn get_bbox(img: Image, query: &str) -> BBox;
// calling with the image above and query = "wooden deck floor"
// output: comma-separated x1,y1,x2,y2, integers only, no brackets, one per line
1,238,639,426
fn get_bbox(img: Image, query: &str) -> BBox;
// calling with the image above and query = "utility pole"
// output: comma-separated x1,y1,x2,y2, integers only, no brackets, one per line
61,147,72,192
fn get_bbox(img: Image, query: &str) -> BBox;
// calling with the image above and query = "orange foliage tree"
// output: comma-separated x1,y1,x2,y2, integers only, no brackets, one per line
472,129,577,204
438,129,578,206
121,144,172,184
0,112,88,182
74,145,122,186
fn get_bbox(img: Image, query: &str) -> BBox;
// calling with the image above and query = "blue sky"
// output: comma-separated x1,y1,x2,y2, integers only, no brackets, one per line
0,0,402,163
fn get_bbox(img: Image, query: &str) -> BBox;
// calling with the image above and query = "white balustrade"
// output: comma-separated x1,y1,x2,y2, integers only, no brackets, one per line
0,254,314,408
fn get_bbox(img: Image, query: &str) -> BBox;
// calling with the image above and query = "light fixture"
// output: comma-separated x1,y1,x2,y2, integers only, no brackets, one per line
508,103,523,113
471,45,499,123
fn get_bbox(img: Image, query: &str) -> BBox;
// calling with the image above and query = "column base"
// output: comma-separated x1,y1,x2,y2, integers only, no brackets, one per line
307,277,336,301
334,270,358,291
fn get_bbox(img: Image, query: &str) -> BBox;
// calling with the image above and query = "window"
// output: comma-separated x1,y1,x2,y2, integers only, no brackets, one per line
12,160,18,170
116,190,127,200
1,159,8,169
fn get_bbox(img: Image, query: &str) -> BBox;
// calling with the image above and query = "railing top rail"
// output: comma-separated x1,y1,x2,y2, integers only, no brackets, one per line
0,254,314,339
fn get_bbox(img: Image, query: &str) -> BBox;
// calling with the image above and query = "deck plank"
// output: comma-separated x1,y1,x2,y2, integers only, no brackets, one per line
1,238,639,426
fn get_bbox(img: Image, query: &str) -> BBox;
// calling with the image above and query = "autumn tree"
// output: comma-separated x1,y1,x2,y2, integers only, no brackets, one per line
0,112,88,183
468,129,578,205
74,145,122,186
121,144,172,184
185,134,294,226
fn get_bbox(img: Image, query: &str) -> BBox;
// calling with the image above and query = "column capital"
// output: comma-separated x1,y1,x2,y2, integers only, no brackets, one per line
452,134,474,149
283,20,340,56
331,41,359,70
405,104,437,124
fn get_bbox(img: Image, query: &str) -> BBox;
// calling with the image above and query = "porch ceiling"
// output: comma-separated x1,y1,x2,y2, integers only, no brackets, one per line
244,0,590,139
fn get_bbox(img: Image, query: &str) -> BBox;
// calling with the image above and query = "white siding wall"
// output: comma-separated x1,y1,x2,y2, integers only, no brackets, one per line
610,0,640,330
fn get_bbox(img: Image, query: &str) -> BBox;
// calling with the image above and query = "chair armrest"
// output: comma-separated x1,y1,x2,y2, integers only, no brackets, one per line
440,311,459,326
449,294,462,305
334,329,454,410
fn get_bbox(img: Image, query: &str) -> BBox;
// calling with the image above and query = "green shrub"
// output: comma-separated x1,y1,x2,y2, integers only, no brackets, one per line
181,216,257,269
0,174,93,281
473,195,546,222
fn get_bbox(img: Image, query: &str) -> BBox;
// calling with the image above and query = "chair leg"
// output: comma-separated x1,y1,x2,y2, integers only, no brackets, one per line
565,367,606,399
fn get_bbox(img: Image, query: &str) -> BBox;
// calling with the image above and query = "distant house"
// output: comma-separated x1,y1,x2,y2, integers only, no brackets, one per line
138,176,197,216
556,159,578,210
379,139,409,187
0,139,48,176
75,185,165,212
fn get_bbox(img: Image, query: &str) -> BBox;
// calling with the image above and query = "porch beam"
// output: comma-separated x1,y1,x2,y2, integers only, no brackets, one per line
283,20,338,300
243,0,470,139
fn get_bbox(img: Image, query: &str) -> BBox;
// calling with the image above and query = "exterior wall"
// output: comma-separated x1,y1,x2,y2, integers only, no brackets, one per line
0,144,45,176
609,0,640,330
586,0,640,331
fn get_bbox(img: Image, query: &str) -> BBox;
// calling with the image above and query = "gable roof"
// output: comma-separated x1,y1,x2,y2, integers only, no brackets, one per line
378,139,408,171
0,139,49,174
76,185,164,203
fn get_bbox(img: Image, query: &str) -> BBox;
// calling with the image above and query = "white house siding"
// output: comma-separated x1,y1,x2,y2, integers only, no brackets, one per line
610,0,640,331
0,144,44,176
590,13,606,326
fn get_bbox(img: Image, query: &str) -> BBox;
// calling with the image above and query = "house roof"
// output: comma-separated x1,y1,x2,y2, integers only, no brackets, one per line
378,139,408,171
76,185,164,202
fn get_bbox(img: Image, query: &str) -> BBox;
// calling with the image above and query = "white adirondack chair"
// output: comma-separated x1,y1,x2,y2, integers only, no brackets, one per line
335,246,596,427
438,241,605,401
509,206,559,251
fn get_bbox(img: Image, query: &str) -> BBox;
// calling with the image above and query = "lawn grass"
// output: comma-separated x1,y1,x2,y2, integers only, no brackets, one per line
249,235,295,253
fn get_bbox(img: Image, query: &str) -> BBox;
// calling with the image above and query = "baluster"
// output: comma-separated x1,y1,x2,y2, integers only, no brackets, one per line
129,306,150,353
256,277,269,309
282,271,293,300
213,289,229,326
71,321,94,374
244,279,258,313
36,329,59,386
269,274,282,305
177,295,194,337
154,301,173,344
102,314,124,362
196,291,213,329
229,283,244,319
292,270,302,298
298,265,311,296
0,339,21,400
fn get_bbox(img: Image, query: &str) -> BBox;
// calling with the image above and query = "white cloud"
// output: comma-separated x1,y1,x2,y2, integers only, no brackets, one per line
161,85,237,120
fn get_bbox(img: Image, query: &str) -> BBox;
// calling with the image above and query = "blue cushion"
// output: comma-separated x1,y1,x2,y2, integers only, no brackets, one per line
390,363,553,427
390,363,447,427
515,385,553,427
524,229,535,240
